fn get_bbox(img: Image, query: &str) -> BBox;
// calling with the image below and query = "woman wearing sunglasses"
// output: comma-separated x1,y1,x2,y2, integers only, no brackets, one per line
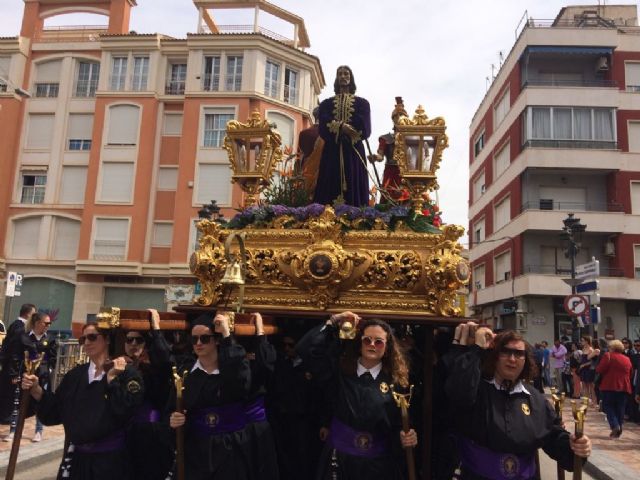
168,312,251,480
444,322,592,479
21,321,144,479
297,311,418,480
123,309,174,480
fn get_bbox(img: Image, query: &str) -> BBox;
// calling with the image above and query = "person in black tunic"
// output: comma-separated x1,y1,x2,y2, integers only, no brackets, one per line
444,322,592,480
124,309,174,480
169,313,251,480
21,321,144,480
297,311,418,480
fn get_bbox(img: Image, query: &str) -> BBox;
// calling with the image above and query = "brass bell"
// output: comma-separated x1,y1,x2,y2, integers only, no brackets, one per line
221,259,245,285
339,321,356,340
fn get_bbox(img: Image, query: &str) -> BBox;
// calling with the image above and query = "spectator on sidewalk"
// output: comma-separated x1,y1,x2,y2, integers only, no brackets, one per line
570,342,582,399
551,339,568,393
596,339,632,438
533,343,545,393
578,336,600,407
541,341,551,388
631,339,640,423
561,350,574,398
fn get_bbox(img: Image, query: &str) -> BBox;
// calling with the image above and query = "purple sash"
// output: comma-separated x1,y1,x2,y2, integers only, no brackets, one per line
457,436,537,480
133,403,160,423
245,396,267,423
329,418,390,458
75,430,126,454
189,404,247,436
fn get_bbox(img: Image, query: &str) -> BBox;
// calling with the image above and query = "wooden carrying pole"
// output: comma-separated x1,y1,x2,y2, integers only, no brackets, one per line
5,353,43,480
550,388,566,480
172,367,187,480
571,397,589,480
392,385,416,480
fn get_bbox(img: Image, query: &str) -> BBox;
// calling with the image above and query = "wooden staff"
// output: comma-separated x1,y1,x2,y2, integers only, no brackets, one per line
391,385,416,480
570,397,589,480
172,367,187,480
5,352,44,480
550,388,566,480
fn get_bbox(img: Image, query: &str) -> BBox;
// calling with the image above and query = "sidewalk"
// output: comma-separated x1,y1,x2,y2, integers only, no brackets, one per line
553,394,640,480
0,418,64,475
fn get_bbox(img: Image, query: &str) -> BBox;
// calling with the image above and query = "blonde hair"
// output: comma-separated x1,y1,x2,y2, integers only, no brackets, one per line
608,339,624,353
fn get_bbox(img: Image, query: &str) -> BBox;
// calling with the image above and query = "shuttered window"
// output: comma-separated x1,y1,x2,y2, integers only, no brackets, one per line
625,63,640,91
59,166,88,204
67,113,93,150
52,218,80,260
631,182,640,214
473,218,485,243
472,172,485,202
196,164,231,205
12,217,41,258
494,89,510,127
107,105,140,145
36,60,62,82
494,196,510,232
495,251,511,283
163,113,183,136
26,114,55,149
152,222,173,246
629,122,640,153
473,264,485,290
93,218,128,260
99,163,134,202
157,167,178,190
635,245,640,278
0,56,10,91
494,143,510,179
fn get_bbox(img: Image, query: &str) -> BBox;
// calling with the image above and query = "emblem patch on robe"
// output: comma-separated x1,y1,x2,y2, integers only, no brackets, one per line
354,432,372,451
499,454,520,478
521,403,530,415
127,380,141,394
206,413,219,428
379,382,389,394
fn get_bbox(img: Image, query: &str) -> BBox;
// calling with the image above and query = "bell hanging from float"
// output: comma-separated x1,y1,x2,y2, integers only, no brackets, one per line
220,259,245,286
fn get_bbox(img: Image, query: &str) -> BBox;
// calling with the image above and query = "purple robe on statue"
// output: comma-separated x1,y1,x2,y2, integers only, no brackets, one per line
313,94,371,207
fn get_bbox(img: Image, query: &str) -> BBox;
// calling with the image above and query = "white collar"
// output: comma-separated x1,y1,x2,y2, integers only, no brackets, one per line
488,377,530,395
88,361,105,383
29,330,44,341
356,359,382,380
18,317,28,324
191,359,220,375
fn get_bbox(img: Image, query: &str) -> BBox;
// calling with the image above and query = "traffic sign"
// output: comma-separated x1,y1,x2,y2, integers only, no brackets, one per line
576,280,599,294
589,293,600,306
576,258,599,280
5,272,22,298
590,306,600,324
564,295,589,316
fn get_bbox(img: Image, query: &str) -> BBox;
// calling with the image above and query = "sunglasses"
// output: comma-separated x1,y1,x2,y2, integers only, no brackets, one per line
499,347,527,359
79,333,101,345
361,336,386,349
125,336,145,345
43,322,51,326
190,334,215,345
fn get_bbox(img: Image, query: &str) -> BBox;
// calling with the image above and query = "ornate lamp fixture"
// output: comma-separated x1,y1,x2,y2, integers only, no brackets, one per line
393,101,449,213
223,110,284,207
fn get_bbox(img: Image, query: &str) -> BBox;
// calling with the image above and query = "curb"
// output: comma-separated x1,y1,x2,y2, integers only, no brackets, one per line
584,446,638,480
0,437,64,476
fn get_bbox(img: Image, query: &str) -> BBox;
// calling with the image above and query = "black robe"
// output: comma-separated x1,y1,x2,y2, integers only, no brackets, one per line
297,324,406,480
0,319,27,423
443,345,578,480
36,363,144,480
172,336,251,480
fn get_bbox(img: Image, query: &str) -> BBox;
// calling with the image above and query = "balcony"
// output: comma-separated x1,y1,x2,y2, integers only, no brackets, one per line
202,74,220,92
34,83,59,98
34,25,108,43
523,79,617,88
523,139,617,150
165,81,185,95
521,200,623,213
523,264,624,277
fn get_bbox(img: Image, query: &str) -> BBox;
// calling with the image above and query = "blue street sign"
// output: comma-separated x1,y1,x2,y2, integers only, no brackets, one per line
576,280,599,294
590,306,600,324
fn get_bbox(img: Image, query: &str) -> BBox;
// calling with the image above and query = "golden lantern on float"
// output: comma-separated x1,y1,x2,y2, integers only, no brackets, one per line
223,110,283,207
393,102,449,214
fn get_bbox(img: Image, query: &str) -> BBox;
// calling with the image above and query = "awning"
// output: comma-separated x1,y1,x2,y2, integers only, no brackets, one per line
522,46,613,58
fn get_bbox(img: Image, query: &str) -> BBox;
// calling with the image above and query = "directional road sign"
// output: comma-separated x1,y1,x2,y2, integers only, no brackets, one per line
564,295,589,316
576,259,599,280
576,280,599,294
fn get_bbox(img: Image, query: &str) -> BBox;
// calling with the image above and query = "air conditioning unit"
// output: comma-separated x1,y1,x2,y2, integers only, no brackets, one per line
604,239,616,257
481,184,486,194
596,56,609,72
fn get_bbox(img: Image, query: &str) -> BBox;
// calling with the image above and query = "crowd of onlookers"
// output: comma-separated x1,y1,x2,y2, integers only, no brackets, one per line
533,335,640,438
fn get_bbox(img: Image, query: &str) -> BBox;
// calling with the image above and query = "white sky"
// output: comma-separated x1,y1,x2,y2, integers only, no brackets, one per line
1,0,638,243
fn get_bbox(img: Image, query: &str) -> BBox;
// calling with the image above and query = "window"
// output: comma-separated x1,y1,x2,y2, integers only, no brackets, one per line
635,245,640,278
35,60,61,84
473,218,485,243
21,173,46,204
225,56,243,91
59,166,87,204
110,56,127,91
26,114,55,149
625,63,640,92
0,56,10,91
474,131,485,157
99,163,134,203
34,83,59,98
203,109,234,147
12,217,41,258
163,113,183,136
494,143,510,179
157,167,178,190
131,56,149,91
106,105,140,145
494,196,510,232
52,217,80,260
166,63,186,94
629,122,640,152
495,251,511,283
473,264,485,290
67,113,93,151
524,106,615,143
203,56,220,91
267,112,294,148
152,222,173,246
265,61,280,98
75,61,100,97
284,68,298,105
494,89,510,127
196,164,231,205
472,172,485,202
93,218,128,260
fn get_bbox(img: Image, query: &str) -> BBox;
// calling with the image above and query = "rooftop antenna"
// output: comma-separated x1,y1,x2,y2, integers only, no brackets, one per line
499,51,504,69
491,64,496,81
485,76,490,91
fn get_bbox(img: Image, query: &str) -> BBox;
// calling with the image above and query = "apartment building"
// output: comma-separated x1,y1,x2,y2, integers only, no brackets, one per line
0,0,324,332
468,4,640,342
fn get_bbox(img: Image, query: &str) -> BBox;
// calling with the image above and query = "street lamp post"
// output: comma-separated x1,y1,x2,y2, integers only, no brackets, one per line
560,213,587,342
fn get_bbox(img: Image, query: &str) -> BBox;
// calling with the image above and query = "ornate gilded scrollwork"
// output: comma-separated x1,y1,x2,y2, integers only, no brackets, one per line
356,251,422,290
245,249,292,286
189,220,226,306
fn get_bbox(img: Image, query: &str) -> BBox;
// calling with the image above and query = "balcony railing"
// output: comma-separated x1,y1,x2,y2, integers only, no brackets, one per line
202,74,220,92
521,201,624,213
523,79,618,88
524,264,625,277
200,24,293,44
34,25,108,43
626,85,640,92
523,139,617,150
165,81,185,95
